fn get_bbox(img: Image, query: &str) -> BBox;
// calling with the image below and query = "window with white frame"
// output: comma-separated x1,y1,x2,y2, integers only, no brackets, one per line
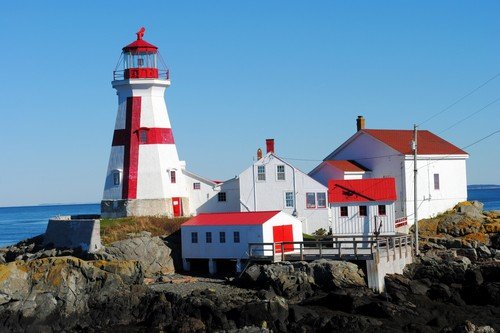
434,173,440,190
218,192,227,202
359,205,367,216
257,165,266,181
285,192,294,208
193,182,201,190
378,205,386,216
191,232,198,243
306,192,316,208
276,165,285,180
317,193,326,208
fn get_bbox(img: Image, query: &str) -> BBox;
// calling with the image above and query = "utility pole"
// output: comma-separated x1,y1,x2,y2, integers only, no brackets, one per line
413,124,419,256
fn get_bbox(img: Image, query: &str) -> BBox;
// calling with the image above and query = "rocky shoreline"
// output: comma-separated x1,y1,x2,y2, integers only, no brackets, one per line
0,202,499,332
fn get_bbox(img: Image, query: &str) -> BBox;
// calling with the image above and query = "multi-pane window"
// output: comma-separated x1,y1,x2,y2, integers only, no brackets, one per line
170,170,176,183
193,182,201,190
112,171,121,186
378,205,386,216
317,193,327,208
191,232,198,243
340,206,348,217
220,232,226,243
359,206,367,216
285,192,294,208
218,192,227,202
434,173,440,190
206,232,212,243
234,231,240,243
306,192,316,208
276,165,285,180
257,165,266,181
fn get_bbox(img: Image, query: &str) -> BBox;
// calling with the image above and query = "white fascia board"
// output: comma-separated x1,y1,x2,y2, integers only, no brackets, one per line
269,154,328,190
324,132,364,160
182,169,217,186
403,154,469,160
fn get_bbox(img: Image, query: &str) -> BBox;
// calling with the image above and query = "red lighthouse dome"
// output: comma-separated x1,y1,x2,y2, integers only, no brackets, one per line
114,27,169,80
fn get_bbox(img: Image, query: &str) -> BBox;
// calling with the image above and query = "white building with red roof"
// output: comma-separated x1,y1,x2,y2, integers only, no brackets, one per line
181,210,303,274
329,178,397,235
310,116,468,223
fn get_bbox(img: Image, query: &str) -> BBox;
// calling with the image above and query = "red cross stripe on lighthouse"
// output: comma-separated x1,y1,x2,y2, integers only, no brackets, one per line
111,96,175,199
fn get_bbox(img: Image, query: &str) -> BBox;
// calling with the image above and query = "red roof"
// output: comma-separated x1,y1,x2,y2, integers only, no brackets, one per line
362,129,467,155
328,178,397,203
123,38,158,53
326,160,369,172
182,211,281,227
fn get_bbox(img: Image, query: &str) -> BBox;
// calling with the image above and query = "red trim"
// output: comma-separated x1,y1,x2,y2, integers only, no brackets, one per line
125,68,159,79
112,128,175,146
121,97,141,199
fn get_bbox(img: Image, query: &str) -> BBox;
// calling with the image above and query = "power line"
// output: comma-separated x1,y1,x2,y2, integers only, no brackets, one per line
417,129,500,171
438,96,500,134
418,72,500,127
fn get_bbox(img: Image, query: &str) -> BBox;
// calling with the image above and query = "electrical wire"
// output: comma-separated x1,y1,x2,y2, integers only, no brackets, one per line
418,72,500,127
438,96,500,134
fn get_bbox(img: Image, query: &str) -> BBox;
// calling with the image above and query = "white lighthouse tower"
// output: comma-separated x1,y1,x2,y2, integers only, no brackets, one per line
101,28,189,218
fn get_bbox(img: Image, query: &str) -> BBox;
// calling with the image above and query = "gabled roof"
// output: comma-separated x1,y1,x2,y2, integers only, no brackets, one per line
182,211,281,226
328,178,397,203
362,129,467,155
326,160,370,172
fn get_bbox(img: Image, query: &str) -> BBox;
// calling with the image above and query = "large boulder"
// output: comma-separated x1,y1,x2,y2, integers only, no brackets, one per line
101,231,175,277
456,201,485,220
306,259,366,289
437,214,483,237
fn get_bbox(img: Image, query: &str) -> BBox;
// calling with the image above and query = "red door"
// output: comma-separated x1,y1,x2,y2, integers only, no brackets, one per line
273,225,294,253
172,197,182,217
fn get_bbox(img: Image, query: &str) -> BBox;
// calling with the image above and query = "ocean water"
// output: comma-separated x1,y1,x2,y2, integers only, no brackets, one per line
467,187,500,211
0,203,100,248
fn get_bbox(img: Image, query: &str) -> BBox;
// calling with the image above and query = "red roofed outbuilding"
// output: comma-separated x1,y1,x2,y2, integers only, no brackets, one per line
181,211,303,274
328,178,398,235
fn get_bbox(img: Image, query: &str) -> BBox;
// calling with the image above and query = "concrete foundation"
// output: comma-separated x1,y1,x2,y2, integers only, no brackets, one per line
43,215,102,253
101,197,190,218
366,243,413,292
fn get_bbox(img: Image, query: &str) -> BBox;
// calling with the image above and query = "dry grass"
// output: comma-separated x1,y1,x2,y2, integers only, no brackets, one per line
100,216,189,245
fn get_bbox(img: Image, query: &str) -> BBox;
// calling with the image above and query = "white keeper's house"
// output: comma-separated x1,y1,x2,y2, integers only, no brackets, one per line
181,211,303,274
309,116,468,223
328,178,397,236
211,139,330,235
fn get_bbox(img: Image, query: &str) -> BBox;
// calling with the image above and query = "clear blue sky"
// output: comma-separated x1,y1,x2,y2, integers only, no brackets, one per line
1,1,499,207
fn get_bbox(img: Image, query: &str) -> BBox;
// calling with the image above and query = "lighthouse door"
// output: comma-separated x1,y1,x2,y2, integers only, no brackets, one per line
172,197,182,217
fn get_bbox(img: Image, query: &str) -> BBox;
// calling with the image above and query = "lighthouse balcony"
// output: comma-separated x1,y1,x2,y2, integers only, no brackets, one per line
113,68,170,81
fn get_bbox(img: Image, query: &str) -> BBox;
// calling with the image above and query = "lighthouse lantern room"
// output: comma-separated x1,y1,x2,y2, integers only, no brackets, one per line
102,28,189,218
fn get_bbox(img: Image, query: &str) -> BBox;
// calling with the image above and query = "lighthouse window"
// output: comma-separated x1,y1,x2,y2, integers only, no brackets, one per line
112,171,121,186
139,130,148,144
170,171,176,183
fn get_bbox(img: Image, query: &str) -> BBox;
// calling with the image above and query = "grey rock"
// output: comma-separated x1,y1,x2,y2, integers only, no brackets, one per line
308,259,366,288
477,245,492,259
457,202,484,220
101,233,175,277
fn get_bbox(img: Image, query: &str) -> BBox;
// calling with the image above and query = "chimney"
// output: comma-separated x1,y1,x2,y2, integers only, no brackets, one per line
266,139,275,154
257,148,263,160
356,115,365,131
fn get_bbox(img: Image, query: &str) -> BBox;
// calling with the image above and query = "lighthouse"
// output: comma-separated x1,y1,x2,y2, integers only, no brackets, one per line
101,28,189,218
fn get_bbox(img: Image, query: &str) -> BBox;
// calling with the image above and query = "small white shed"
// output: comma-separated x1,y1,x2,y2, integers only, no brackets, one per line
181,210,303,274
